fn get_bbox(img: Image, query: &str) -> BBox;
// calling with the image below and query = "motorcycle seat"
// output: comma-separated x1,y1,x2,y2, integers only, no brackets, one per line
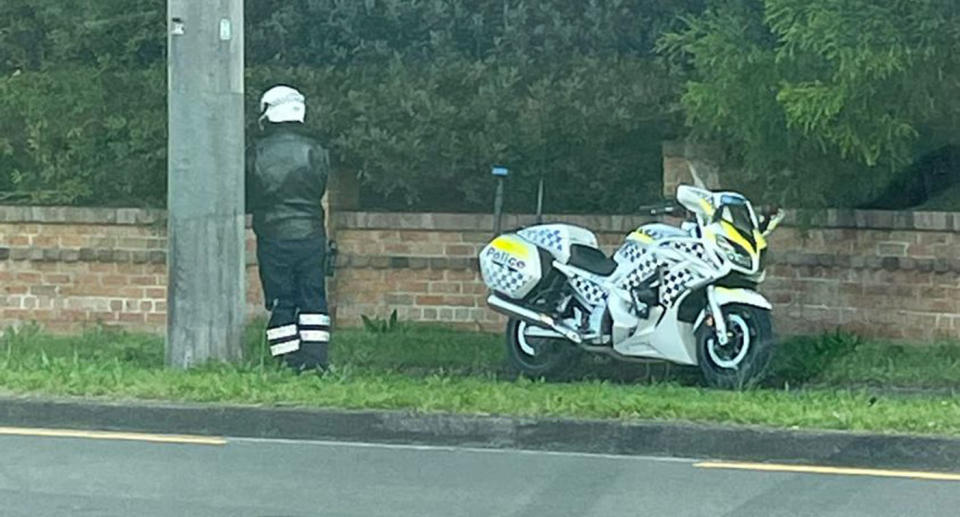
568,244,618,276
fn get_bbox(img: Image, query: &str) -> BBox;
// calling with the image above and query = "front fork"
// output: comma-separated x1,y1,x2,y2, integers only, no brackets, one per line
706,285,729,345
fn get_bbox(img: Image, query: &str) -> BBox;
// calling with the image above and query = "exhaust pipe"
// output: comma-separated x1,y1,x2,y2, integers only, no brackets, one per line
486,295,582,344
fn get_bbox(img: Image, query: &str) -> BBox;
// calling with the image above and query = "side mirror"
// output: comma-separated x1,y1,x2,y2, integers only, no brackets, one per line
760,209,785,237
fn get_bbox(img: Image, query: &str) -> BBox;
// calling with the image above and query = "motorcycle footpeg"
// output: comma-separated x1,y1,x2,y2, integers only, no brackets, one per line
636,305,650,319
633,287,658,306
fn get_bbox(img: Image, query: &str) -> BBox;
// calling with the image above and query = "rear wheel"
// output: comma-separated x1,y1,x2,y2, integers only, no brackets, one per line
505,319,578,379
696,304,775,389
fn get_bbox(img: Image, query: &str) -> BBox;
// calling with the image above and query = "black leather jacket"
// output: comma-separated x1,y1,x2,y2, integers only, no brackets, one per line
246,123,330,240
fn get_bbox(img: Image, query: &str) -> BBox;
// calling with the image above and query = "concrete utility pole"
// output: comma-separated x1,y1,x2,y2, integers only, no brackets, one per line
166,0,245,367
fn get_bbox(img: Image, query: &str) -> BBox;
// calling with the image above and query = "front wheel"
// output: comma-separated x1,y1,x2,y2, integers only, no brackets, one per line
504,319,578,379
695,304,775,389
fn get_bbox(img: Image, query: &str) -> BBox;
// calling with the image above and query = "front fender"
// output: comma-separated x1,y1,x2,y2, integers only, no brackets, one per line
693,287,772,330
712,287,772,310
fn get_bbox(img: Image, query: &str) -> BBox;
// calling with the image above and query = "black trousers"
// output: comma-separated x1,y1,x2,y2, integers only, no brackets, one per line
256,235,329,369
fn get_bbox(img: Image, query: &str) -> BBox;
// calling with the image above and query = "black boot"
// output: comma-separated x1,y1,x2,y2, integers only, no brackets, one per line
293,312,330,371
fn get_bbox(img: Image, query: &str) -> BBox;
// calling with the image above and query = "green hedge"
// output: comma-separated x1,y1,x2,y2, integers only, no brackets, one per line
0,67,166,206
0,60,674,211
0,0,701,211
245,60,676,213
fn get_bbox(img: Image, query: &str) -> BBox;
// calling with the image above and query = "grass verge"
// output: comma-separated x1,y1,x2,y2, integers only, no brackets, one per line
0,322,958,436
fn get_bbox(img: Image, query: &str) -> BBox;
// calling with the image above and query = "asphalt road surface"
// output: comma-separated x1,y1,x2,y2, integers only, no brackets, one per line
1,429,958,517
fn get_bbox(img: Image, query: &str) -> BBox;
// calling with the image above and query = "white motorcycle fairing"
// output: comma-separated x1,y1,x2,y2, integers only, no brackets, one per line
517,224,599,263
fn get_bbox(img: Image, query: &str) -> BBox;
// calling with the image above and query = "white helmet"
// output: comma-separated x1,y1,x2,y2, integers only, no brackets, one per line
259,85,306,124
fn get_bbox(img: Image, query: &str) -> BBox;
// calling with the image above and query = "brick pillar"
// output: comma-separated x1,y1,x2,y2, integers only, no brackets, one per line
328,167,360,212
662,140,724,198
325,169,359,326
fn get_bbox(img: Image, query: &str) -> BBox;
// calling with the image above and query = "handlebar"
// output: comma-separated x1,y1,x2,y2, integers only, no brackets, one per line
638,200,785,237
637,202,681,216
650,206,679,216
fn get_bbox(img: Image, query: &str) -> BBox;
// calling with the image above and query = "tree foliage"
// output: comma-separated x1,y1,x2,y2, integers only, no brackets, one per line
5,0,956,210
660,0,960,207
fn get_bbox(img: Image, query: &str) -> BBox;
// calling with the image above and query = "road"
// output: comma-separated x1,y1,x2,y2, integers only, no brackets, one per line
0,429,958,517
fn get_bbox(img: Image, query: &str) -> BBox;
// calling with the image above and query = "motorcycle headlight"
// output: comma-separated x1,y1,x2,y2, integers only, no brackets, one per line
716,235,754,269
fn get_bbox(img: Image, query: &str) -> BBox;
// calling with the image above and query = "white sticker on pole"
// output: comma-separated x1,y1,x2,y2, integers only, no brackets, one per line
219,19,232,41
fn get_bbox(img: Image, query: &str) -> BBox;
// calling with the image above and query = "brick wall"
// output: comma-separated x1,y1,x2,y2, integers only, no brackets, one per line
329,212,644,332
762,211,960,340
331,211,960,340
1,205,959,342
0,206,263,333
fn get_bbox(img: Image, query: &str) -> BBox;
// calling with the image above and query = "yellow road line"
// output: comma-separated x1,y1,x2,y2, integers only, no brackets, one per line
695,461,960,482
0,426,226,446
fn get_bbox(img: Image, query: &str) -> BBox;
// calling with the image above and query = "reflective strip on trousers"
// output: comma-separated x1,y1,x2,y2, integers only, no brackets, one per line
300,330,330,343
270,340,301,356
299,314,331,326
266,324,298,341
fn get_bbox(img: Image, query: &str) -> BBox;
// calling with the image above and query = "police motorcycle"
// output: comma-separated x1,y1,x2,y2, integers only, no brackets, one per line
478,184,785,388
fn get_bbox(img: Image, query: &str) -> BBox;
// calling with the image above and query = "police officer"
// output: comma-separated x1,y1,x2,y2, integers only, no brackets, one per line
247,85,331,371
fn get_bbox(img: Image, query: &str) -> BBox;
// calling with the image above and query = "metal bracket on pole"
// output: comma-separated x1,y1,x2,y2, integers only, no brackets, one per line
536,175,544,224
492,166,508,235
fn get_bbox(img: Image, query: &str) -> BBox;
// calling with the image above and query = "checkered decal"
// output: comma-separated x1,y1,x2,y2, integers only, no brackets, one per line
629,223,689,243
482,263,529,297
570,274,608,306
659,267,697,306
666,240,717,267
638,227,668,241
615,243,660,290
519,227,564,255
616,241,646,263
